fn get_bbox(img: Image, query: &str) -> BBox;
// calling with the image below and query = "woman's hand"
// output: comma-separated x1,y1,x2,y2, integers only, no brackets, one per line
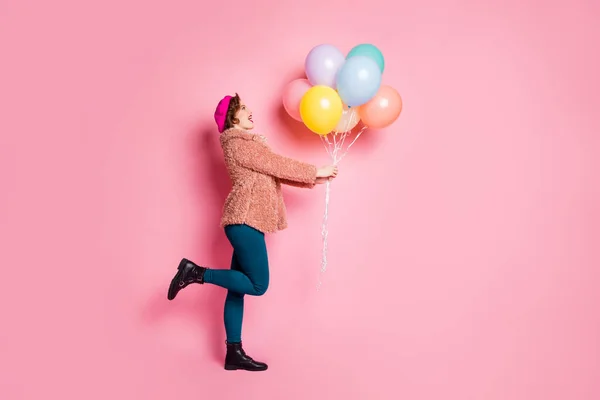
316,165,338,179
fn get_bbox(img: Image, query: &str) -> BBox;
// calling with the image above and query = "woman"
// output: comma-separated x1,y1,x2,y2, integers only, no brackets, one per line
167,94,338,371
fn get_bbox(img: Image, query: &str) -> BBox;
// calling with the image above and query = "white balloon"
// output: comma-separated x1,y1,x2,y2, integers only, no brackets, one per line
334,106,360,132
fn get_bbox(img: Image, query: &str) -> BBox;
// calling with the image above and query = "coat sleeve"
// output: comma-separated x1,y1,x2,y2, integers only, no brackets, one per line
230,138,317,185
278,179,315,189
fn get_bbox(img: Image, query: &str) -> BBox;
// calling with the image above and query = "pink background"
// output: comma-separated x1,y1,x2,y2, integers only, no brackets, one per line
1,0,599,399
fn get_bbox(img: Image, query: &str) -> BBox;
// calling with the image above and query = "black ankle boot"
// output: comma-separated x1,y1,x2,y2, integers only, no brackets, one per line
167,258,206,300
224,342,268,372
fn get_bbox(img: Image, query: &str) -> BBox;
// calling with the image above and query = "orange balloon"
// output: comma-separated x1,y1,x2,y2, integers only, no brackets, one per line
358,85,402,129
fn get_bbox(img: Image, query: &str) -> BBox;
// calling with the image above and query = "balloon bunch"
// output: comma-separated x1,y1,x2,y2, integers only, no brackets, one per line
283,43,402,134
282,43,403,287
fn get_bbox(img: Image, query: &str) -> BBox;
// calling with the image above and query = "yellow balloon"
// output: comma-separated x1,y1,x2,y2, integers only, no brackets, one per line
299,85,343,135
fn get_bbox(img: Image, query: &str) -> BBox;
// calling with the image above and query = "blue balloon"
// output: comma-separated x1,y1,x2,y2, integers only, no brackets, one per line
347,44,385,73
335,56,382,107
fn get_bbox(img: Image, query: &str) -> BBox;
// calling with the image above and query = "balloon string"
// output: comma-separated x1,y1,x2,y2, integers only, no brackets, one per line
338,125,366,163
317,178,331,290
320,135,332,158
317,120,365,289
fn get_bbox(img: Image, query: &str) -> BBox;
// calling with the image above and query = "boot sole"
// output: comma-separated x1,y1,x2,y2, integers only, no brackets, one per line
224,364,268,372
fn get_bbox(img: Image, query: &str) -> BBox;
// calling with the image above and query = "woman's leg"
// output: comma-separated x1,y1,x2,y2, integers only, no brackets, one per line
167,225,268,300
220,225,269,371
223,252,244,343
167,224,269,370
203,224,269,296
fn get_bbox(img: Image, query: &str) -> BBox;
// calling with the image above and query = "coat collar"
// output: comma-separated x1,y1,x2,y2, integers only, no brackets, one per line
220,128,267,143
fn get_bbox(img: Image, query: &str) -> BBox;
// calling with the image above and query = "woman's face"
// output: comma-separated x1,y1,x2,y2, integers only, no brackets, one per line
235,102,254,130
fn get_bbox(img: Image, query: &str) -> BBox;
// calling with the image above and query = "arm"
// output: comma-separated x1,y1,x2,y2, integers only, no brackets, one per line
231,139,317,185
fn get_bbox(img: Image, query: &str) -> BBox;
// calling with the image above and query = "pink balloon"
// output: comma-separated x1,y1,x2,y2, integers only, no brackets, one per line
282,79,312,121
358,85,402,129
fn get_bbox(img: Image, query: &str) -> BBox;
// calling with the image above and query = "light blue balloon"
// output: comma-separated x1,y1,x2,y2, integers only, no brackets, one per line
347,44,385,73
335,56,382,107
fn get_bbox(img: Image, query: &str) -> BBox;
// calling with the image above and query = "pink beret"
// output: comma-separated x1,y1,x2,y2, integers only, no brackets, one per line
214,95,233,133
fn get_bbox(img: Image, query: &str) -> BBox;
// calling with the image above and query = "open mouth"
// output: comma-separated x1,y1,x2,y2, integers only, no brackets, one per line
248,115,253,122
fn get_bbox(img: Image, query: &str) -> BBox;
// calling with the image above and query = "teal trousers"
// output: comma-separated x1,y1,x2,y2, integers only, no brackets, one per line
203,224,269,343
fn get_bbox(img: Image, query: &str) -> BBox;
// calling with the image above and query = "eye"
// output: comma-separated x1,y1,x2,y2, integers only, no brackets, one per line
241,106,246,110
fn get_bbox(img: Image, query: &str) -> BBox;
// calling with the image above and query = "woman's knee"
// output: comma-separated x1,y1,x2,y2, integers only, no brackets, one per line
251,280,269,296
